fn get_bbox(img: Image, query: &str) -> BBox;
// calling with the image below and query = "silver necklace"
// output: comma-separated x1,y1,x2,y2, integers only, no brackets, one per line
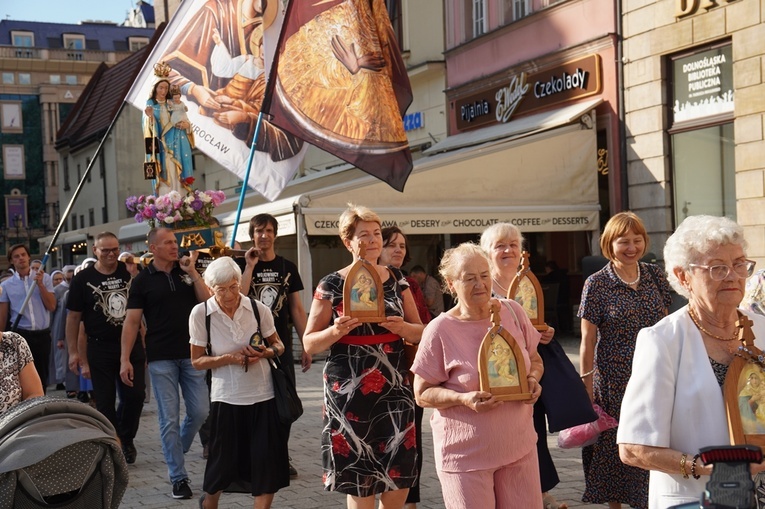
492,277,510,296
612,262,640,286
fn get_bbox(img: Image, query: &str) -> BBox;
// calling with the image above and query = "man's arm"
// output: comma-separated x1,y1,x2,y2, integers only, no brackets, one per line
120,308,143,387
287,291,311,372
36,272,56,311
65,310,83,374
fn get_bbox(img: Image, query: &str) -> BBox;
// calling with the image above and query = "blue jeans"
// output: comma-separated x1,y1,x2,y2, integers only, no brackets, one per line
148,359,210,483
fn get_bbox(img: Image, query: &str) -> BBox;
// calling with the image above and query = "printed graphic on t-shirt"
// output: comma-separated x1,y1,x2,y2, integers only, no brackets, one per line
250,269,290,318
86,278,131,326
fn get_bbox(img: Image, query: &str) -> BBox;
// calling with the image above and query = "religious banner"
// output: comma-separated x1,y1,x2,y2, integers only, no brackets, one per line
124,0,307,201
262,0,414,192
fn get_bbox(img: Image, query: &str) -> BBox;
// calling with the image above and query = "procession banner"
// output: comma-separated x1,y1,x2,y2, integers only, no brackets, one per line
261,0,414,192
124,0,306,201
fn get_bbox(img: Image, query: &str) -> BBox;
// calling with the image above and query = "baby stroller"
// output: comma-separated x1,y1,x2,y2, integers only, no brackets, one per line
0,396,128,508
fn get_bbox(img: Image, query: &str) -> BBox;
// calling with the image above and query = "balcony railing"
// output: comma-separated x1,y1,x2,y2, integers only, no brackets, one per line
0,45,131,63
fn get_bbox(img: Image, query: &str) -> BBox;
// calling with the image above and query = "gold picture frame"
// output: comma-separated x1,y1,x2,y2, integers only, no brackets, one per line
508,251,548,331
724,313,765,453
477,302,533,401
343,243,386,323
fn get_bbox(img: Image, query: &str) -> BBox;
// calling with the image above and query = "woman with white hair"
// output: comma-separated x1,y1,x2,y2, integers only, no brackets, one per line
479,223,564,509
189,256,289,509
617,215,765,508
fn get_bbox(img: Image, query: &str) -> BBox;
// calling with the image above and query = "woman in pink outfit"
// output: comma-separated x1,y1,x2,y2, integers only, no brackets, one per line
411,243,544,509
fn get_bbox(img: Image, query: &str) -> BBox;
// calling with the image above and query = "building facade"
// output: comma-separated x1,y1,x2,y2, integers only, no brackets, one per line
0,19,154,267
622,0,764,266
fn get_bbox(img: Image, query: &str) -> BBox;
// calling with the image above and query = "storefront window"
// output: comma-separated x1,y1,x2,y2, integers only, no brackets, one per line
669,42,734,226
672,123,735,223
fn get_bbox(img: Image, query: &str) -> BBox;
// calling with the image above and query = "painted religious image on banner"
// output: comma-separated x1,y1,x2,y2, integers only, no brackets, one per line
737,366,765,435
672,44,733,124
349,266,378,312
487,336,520,388
125,0,306,200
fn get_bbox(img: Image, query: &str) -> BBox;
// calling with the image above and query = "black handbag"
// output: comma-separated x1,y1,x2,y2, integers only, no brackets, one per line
538,339,598,432
269,356,303,424
248,298,303,424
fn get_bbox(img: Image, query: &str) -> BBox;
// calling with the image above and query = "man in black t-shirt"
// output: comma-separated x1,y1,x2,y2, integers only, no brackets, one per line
119,227,210,500
241,213,310,478
66,232,145,463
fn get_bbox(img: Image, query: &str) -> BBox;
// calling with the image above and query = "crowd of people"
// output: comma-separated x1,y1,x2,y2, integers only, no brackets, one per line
1,209,764,509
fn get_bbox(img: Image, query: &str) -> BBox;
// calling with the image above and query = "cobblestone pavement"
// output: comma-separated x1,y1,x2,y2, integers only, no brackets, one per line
51,337,608,508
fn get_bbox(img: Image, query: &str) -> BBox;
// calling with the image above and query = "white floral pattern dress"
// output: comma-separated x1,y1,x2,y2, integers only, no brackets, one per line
314,269,417,497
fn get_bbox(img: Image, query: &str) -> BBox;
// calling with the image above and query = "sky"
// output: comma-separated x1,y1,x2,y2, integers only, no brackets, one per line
1,0,139,25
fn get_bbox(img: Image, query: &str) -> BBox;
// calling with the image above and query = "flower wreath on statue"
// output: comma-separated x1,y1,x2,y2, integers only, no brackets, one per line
125,178,226,229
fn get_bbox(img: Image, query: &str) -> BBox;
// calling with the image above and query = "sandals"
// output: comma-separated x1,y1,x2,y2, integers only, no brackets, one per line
543,493,568,509
199,493,206,509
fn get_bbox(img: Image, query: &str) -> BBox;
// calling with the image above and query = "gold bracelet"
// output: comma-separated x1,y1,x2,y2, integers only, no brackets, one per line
580,369,595,379
680,453,689,479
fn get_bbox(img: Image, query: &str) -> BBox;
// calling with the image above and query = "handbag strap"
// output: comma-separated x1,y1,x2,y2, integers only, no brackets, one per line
205,297,267,355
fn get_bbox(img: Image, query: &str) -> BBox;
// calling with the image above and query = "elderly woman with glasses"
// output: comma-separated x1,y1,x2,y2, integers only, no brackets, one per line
189,257,289,509
411,243,544,509
617,215,765,509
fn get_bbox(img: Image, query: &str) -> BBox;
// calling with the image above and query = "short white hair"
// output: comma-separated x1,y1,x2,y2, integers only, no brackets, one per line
664,215,747,298
479,223,525,255
203,257,242,288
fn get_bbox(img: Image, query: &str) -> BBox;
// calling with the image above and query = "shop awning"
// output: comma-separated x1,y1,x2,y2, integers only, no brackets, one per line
302,109,601,235
38,231,88,248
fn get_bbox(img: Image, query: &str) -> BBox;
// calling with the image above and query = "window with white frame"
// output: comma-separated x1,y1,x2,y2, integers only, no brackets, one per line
18,73,31,85
65,75,77,85
2,73,13,85
63,34,85,50
11,31,33,47
128,36,149,51
513,0,530,20
473,0,487,37
50,75,61,84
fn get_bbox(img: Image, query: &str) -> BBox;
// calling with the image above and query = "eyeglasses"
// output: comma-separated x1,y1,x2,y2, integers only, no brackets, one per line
98,247,120,254
213,283,240,296
688,260,756,281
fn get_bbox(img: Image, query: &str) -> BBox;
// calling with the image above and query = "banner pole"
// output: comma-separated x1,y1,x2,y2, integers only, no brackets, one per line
228,112,266,249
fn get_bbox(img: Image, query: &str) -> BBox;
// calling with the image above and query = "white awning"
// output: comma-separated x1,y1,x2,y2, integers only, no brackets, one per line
302,117,600,235
423,97,603,155
38,231,88,248
214,197,298,244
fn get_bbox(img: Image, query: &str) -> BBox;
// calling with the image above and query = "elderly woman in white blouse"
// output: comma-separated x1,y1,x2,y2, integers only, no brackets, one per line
617,215,765,509
189,257,289,509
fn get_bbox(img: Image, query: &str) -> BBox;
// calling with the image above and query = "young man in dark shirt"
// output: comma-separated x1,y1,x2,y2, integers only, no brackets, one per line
241,213,310,478
66,232,145,464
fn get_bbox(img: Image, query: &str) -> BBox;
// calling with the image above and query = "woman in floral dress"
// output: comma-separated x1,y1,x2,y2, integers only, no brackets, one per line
304,204,424,509
578,212,672,509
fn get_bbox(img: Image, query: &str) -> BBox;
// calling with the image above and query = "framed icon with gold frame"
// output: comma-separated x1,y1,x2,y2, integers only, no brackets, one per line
508,251,548,331
343,243,386,323
724,313,765,453
477,302,533,401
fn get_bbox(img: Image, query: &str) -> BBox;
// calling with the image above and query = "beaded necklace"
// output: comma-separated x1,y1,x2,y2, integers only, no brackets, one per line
612,262,640,286
688,306,741,342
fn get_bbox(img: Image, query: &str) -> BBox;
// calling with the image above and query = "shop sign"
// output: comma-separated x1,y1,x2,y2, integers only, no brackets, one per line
404,111,425,131
672,44,733,123
306,210,599,235
454,55,602,131
676,0,739,19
